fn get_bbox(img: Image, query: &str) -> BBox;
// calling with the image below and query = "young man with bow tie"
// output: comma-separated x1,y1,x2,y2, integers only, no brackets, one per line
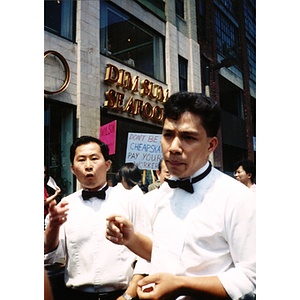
106,92,256,300
44,136,151,300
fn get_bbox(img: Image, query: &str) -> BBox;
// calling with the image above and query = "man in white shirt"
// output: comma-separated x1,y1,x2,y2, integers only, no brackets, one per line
106,92,256,300
44,136,152,300
143,159,171,218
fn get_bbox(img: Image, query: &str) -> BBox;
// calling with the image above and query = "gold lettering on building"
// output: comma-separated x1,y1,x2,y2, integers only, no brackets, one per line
104,64,168,123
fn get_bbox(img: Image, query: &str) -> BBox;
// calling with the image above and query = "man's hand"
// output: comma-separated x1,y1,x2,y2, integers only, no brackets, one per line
137,273,181,300
105,214,134,246
44,200,69,254
48,200,69,229
115,274,144,300
138,273,229,300
106,215,152,261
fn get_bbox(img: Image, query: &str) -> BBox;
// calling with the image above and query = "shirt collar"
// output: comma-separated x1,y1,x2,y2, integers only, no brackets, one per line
84,182,108,192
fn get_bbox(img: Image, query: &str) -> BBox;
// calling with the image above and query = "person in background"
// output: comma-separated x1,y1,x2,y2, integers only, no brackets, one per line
44,136,151,300
116,163,142,191
114,163,145,205
124,51,135,67
147,174,160,192
106,92,256,300
143,159,171,218
234,159,256,193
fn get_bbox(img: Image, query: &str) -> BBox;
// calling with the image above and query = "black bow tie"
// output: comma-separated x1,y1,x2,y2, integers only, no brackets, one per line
166,162,212,194
82,184,108,200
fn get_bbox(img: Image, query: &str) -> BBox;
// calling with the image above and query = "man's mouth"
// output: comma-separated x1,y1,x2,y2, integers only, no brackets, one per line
168,160,183,167
86,174,94,178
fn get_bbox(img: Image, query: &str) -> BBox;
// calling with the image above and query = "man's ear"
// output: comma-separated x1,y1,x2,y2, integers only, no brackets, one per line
156,169,161,177
208,136,218,155
71,165,76,176
105,159,111,171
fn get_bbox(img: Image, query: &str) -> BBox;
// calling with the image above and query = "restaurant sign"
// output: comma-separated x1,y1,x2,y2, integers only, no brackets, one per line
104,64,168,123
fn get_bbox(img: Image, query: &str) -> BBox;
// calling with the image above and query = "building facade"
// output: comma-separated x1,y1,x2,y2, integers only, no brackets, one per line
44,0,256,195
196,0,256,175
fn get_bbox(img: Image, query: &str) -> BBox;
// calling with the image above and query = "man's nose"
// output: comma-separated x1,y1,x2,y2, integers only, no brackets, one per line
85,159,93,170
169,137,182,153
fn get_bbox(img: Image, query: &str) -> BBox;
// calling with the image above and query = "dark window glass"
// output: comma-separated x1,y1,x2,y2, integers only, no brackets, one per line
219,79,243,118
176,0,185,19
44,0,76,41
44,101,76,199
251,97,256,136
100,1,165,82
243,0,256,39
178,56,188,92
222,144,248,176
197,0,207,38
215,8,239,61
247,42,256,82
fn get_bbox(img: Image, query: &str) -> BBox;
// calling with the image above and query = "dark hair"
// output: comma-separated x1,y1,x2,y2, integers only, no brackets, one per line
163,92,221,137
116,163,142,188
234,159,256,183
70,136,110,164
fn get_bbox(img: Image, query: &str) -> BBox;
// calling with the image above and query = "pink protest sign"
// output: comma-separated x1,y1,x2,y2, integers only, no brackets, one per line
99,120,117,155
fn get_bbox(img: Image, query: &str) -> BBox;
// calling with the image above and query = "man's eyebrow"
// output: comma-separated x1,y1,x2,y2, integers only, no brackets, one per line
162,128,199,134
75,153,100,159
181,130,199,135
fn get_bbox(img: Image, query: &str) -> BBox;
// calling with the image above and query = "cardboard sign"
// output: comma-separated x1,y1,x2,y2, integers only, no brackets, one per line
125,132,163,170
99,120,117,155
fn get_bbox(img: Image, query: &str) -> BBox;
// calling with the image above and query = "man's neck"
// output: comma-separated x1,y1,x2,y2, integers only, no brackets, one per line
246,181,253,189
84,182,107,192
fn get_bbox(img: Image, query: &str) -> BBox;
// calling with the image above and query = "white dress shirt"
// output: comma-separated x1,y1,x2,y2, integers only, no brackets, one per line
143,187,160,219
150,162,256,300
44,183,151,293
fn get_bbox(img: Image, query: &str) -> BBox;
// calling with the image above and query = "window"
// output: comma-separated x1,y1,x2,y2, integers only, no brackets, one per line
100,1,165,82
244,0,256,82
243,0,256,40
44,0,76,41
247,42,256,82
44,100,76,198
197,0,207,38
201,57,210,93
219,0,239,17
222,144,247,176
178,56,188,92
176,0,185,19
219,79,244,118
251,97,256,137
215,8,239,61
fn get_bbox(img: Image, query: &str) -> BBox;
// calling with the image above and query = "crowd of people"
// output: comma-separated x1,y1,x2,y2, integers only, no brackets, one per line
44,92,256,300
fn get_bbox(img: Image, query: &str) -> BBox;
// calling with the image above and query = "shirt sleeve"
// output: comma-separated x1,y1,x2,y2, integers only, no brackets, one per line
130,186,153,275
44,223,67,266
131,186,153,239
218,193,256,299
133,257,151,276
